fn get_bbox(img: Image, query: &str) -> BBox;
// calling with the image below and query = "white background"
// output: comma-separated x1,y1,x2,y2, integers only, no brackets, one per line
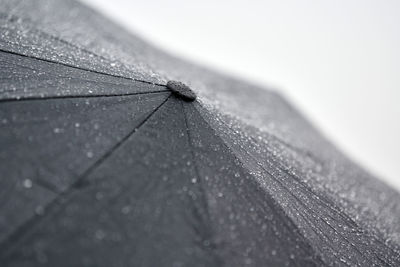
82,0,400,191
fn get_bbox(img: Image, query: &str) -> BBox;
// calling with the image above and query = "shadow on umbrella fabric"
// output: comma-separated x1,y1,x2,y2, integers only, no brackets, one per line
0,0,400,266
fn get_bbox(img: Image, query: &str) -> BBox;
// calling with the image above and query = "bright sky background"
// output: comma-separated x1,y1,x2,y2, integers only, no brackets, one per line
82,0,400,191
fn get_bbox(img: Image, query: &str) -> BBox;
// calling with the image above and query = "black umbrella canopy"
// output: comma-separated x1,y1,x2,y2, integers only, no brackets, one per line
1,0,400,266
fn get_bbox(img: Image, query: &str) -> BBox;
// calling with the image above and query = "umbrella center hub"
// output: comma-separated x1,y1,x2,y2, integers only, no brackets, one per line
166,81,196,102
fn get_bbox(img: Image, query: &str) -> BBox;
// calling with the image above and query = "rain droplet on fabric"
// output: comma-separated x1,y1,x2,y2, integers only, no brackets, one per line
53,127,63,134
23,179,33,188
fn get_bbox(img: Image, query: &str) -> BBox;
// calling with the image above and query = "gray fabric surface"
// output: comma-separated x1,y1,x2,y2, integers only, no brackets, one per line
0,0,399,266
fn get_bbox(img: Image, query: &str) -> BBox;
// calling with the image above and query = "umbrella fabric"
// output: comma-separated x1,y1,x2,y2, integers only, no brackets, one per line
1,0,400,266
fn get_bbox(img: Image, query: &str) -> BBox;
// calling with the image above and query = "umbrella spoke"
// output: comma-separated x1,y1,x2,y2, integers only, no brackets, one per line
0,12,115,68
0,49,164,87
1,96,223,266
0,90,170,103
194,104,400,266
1,0,400,265
181,101,220,256
0,49,168,102
0,12,159,84
182,103,324,266
0,93,171,258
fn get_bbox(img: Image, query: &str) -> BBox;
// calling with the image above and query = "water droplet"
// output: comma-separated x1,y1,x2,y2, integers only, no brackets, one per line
271,250,277,256
53,127,62,134
96,192,104,200
23,179,32,188
75,122,80,128
95,229,105,240
191,178,197,183
203,240,210,246
217,192,223,198
86,151,94,158
121,205,131,214
35,205,44,215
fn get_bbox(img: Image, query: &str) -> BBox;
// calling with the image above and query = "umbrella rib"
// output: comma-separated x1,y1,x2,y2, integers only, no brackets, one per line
235,140,392,265
181,102,223,264
209,107,322,167
192,104,330,264
214,112,358,223
73,93,170,186
0,48,165,87
1,12,155,82
0,94,172,258
0,90,170,103
194,104,399,266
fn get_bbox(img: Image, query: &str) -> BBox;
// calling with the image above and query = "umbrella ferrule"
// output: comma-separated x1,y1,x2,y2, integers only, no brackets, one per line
166,80,197,101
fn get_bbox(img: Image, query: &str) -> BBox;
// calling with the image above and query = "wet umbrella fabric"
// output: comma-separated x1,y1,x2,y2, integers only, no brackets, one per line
1,0,400,266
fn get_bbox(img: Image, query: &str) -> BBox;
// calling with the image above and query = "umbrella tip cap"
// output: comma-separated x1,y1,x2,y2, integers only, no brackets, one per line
166,81,196,102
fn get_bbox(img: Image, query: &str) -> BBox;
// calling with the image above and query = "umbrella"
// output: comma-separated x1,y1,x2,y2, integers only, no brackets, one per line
1,0,399,266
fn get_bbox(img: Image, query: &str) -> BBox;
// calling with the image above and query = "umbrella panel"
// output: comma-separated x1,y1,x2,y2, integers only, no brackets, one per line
0,91,169,248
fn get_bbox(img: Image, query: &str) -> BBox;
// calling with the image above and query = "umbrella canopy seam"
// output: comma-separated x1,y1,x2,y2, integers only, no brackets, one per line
0,49,165,87
0,12,146,81
215,111,400,258
181,101,224,265
188,103,326,265
0,93,172,259
1,0,400,265
207,107,400,256
194,103,400,265
0,90,170,103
